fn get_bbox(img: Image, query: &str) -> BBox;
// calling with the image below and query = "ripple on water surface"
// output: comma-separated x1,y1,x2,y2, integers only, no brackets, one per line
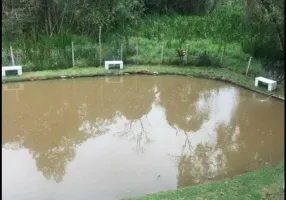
2,75,284,200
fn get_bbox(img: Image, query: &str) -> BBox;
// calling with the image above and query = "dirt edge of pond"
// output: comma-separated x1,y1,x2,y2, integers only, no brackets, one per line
2,66,284,101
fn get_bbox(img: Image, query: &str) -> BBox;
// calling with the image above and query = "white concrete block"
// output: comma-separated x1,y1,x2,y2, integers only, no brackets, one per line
255,76,277,91
2,66,23,77
104,61,123,70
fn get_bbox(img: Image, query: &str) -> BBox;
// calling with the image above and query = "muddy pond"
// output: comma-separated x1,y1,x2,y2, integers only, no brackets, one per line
2,75,284,200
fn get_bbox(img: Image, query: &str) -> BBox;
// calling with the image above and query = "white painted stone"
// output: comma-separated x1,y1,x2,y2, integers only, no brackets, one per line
255,76,277,91
2,66,23,77
104,61,123,70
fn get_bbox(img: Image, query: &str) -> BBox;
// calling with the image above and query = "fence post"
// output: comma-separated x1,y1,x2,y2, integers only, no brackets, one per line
10,46,15,66
185,44,188,64
71,42,75,67
120,43,123,61
136,42,139,65
99,26,102,66
246,56,252,75
220,43,226,64
161,45,164,64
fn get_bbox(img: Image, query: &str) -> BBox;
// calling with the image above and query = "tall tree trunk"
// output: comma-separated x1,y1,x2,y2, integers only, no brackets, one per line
44,0,53,36
45,11,49,35
259,0,284,52
47,1,52,36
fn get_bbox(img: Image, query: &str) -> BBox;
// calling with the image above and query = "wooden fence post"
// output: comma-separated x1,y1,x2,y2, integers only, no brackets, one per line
99,26,102,66
71,42,75,67
10,46,15,66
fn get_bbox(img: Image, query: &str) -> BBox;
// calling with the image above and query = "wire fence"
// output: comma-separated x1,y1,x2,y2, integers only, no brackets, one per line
2,42,196,71
2,35,257,77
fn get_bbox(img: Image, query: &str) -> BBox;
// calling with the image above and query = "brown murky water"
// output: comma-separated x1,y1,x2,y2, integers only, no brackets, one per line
2,75,284,200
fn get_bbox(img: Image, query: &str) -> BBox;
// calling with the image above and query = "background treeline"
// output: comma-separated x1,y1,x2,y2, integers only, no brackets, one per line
2,0,284,82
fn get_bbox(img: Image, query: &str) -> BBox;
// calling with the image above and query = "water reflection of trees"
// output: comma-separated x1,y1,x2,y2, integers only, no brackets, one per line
178,144,228,187
158,76,219,132
113,76,156,153
173,87,284,188
222,89,284,172
2,76,157,182
2,77,284,186
117,76,155,120
2,81,103,182
116,117,152,153
34,137,76,183
165,87,239,187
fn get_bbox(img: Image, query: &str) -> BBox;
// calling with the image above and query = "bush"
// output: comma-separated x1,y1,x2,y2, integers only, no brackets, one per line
197,52,211,67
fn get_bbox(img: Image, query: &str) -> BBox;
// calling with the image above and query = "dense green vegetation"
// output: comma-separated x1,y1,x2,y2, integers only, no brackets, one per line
125,163,284,200
2,0,284,83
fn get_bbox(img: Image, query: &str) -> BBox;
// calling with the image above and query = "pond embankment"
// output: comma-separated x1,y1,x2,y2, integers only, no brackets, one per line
2,65,284,101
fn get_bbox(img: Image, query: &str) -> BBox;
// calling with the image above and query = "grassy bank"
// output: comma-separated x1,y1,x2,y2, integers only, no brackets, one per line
125,164,284,200
2,65,284,99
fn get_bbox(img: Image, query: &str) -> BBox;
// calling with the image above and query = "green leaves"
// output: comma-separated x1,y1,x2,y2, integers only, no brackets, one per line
210,3,246,43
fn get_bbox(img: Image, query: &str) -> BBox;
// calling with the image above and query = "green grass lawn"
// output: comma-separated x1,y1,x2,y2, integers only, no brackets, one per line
124,164,284,200
2,65,284,99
